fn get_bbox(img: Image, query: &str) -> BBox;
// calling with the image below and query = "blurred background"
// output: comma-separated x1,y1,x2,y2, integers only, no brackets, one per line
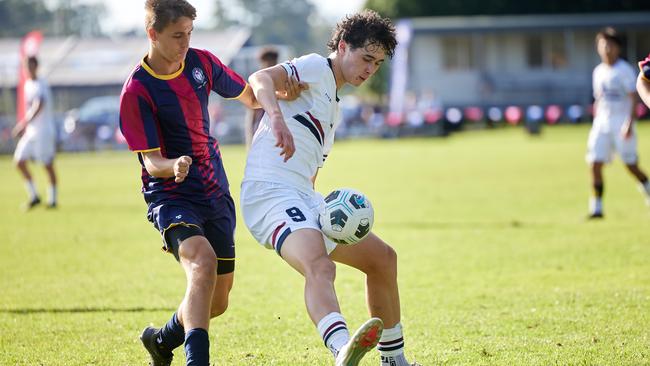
0,0,650,153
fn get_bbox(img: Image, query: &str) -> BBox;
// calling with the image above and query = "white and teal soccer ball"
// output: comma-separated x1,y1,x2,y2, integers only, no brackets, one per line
319,188,374,245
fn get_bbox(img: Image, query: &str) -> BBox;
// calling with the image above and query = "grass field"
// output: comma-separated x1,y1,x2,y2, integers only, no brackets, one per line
1,123,649,365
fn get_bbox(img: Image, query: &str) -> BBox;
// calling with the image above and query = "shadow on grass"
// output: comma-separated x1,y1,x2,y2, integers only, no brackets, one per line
0,307,175,314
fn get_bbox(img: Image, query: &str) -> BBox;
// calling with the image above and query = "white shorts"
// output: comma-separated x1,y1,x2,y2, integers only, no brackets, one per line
586,126,638,165
13,132,56,164
240,181,337,255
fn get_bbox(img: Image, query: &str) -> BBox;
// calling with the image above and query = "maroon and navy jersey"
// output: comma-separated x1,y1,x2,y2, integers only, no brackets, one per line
119,48,247,206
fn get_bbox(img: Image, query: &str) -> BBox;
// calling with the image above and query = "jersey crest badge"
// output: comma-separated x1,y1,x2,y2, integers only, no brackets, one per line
192,67,206,87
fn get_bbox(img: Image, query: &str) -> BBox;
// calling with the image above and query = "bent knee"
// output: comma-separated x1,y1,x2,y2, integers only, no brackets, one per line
305,257,337,282
365,244,398,276
210,298,229,318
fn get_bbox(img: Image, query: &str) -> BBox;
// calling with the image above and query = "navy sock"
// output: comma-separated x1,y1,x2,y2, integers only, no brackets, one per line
185,328,210,366
156,312,185,356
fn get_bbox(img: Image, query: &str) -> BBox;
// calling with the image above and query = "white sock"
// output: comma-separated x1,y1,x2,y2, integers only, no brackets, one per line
640,180,650,197
317,312,349,357
48,185,57,205
589,197,602,214
377,323,406,358
25,180,38,200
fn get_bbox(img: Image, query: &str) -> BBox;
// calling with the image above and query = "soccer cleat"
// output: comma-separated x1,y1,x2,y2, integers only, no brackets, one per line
46,202,57,209
140,326,173,366
587,212,604,220
23,196,41,211
336,318,383,366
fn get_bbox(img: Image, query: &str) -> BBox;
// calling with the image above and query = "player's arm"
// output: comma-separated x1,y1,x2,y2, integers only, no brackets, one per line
141,150,192,183
248,65,296,161
638,72,650,108
12,96,44,138
638,56,650,108
238,74,307,110
621,91,637,139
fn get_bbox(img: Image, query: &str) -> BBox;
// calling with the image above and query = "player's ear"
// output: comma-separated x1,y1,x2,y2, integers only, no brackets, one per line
338,40,347,54
147,27,157,42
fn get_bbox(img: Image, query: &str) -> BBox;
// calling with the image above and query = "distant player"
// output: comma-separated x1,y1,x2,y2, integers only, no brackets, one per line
244,46,280,148
637,53,650,108
241,11,418,366
118,1,302,365
12,56,58,210
587,27,650,218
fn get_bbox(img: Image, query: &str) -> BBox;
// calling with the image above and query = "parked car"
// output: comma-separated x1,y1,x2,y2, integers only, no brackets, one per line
63,95,122,151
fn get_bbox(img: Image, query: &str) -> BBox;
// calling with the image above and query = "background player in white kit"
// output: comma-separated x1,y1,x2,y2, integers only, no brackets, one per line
12,56,58,210
240,10,418,366
587,27,650,218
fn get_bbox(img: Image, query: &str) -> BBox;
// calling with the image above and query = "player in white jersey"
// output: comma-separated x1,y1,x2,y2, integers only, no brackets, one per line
12,56,58,210
586,27,650,218
241,11,418,366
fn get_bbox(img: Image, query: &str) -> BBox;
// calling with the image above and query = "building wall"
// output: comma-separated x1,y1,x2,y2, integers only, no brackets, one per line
407,28,650,108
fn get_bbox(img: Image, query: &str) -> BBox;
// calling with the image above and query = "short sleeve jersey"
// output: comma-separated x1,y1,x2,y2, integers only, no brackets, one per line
243,53,341,193
119,48,247,205
24,78,54,136
592,59,636,131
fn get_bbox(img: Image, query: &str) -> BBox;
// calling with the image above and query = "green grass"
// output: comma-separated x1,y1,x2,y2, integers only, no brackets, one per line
1,123,649,365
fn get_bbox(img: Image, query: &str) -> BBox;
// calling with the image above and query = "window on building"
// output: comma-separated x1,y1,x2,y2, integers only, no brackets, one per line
526,33,568,70
548,33,568,69
634,30,650,62
442,36,475,70
526,36,543,68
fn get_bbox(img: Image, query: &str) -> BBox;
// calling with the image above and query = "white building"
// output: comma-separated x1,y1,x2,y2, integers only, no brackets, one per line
393,12,650,109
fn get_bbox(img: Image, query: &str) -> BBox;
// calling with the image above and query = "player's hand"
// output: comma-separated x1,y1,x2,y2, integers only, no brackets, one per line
173,155,192,183
639,54,650,81
270,114,295,162
11,122,25,139
621,123,634,140
276,75,308,101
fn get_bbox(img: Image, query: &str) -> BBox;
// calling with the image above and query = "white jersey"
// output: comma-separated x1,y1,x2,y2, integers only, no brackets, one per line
23,78,55,137
13,77,56,163
592,59,636,133
243,53,341,193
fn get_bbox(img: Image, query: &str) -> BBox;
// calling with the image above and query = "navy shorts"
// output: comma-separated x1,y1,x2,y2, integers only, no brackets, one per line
147,194,236,274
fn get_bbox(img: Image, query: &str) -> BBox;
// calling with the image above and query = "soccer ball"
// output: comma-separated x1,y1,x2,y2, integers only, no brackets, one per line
319,188,374,245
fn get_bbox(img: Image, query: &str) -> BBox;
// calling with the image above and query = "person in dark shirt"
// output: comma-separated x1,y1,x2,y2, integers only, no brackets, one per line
119,1,302,365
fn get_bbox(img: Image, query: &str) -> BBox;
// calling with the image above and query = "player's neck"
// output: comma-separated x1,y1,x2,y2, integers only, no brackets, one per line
328,54,345,90
602,57,618,66
146,48,183,76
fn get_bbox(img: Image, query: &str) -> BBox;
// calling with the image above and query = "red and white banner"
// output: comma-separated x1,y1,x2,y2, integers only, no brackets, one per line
17,30,43,121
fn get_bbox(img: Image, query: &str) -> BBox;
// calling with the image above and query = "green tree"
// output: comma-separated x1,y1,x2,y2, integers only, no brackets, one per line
0,0,51,37
365,0,650,18
213,0,325,54
51,0,106,37
0,0,106,38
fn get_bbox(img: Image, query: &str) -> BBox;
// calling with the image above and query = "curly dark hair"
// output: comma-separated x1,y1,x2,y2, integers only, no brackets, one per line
145,0,196,32
327,10,397,59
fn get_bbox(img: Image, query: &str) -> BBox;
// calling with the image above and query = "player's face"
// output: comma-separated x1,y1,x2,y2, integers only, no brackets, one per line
152,16,193,65
596,38,619,65
340,41,386,87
